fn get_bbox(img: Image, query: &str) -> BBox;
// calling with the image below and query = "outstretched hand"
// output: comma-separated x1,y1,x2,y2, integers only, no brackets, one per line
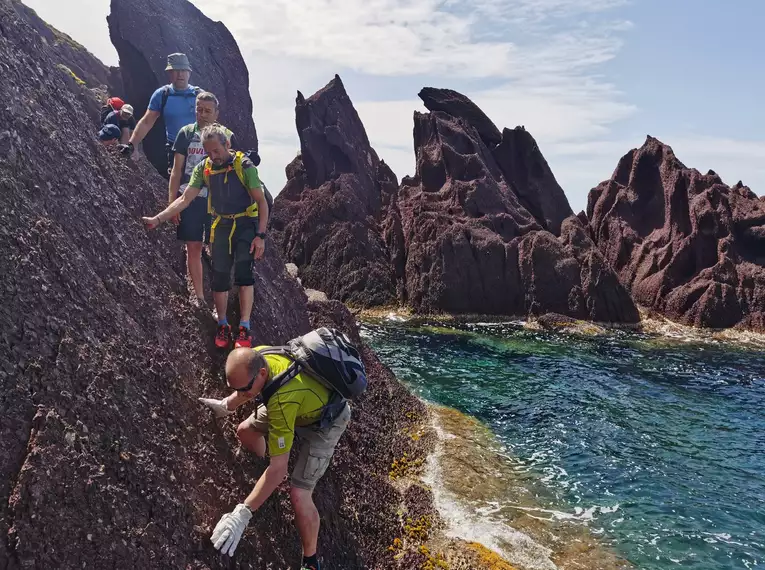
198,397,233,419
250,236,265,260
142,216,161,230
117,142,134,158
211,504,252,557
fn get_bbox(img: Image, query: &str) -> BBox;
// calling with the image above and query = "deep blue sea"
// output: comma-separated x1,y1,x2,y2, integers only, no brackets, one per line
363,319,765,570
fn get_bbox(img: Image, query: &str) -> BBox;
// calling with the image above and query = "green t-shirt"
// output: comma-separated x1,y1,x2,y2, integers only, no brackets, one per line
257,346,332,456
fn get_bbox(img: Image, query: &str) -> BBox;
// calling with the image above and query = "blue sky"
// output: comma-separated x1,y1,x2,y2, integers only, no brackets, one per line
26,0,765,212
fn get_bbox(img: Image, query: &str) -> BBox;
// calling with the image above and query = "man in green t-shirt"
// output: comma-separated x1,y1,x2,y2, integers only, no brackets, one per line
142,125,269,349
169,91,236,304
198,347,351,570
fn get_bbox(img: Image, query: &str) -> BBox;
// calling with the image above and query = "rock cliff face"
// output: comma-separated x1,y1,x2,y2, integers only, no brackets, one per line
108,0,258,174
587,136,765,330
10,0,122,93
389,92,637,322
0,3,433,568
274,82,638,323
270,76,398,307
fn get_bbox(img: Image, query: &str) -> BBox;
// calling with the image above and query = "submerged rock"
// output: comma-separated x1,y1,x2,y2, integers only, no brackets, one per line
587,136,765,330
108,0,258,173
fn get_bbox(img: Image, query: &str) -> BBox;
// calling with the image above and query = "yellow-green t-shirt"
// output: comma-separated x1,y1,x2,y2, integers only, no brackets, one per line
258,346,332,456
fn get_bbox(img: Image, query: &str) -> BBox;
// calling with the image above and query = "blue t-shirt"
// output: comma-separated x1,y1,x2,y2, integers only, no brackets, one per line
147,84,199,143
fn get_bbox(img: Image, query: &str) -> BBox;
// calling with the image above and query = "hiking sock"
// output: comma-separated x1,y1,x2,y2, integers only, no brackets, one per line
239,320,251,330
302,554,319,569
218,317,229,327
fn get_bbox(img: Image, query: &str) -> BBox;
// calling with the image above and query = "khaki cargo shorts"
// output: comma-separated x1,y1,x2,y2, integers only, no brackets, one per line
247,403,351,491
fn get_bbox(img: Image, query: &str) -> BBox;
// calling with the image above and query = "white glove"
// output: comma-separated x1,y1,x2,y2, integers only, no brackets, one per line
211,503,252,556
198,397,233,418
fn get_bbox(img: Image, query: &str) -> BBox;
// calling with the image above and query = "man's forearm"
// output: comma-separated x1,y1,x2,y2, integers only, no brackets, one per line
243,462,287,512
168,172,182,204
129,115,156,146
256,192,268,234
155,194,192,221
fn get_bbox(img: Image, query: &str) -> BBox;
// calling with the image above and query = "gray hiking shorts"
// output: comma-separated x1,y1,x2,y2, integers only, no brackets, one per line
247,403,351,491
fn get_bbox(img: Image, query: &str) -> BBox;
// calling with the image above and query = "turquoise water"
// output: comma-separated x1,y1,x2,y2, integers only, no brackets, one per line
363,320,765,570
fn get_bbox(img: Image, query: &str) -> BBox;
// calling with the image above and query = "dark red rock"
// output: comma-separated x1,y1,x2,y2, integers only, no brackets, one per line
419,87,502,147
492,126,574,235
587,136,765,330
11,0,122,93
108,0,258,174
389,97,638,322
0,4,435,568
270,76,398,307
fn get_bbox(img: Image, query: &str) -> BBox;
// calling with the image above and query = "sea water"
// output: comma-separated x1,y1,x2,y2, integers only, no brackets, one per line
363,320,765,570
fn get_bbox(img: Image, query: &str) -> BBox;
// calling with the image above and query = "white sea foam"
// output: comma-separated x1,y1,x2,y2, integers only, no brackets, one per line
424,413,559,570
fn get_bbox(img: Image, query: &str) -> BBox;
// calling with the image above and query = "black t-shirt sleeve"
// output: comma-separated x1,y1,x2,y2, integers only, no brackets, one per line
172,127,190,155
229,132,239,150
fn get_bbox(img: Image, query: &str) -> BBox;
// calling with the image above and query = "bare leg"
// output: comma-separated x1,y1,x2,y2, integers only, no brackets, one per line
290,486,319,557
239,285,254,324
186,241,204,299
213,291,228,323
236,422,266,457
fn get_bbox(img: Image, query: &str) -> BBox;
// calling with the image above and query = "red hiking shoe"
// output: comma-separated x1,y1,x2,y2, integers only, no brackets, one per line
234,326,252,348
215,324,232,349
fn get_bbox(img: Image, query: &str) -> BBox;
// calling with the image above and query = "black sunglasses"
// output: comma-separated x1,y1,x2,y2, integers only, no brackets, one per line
225,369,257,392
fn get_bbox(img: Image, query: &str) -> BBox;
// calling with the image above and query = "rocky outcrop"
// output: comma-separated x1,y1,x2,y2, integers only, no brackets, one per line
0,3,435,568
107,0,258,174
416,88,573,234
587,136,765,330
10,0,122,93
386,90,638,322
272,83,636,322
270,75,399,307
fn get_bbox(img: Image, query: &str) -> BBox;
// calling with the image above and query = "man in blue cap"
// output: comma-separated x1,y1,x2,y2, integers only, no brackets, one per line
98,123,122,146
118,53,202,175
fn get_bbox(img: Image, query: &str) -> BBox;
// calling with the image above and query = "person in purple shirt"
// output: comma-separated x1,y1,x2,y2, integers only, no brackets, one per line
118,53,202,175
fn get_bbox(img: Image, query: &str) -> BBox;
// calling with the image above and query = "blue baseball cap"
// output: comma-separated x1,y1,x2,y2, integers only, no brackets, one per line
98,124,121,141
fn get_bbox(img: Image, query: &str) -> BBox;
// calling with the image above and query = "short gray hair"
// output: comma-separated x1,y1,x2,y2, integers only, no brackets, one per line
196,90,219,109
200,124,228,146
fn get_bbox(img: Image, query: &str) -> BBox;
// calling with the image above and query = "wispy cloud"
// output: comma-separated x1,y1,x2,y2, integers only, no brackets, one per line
189,0,636,208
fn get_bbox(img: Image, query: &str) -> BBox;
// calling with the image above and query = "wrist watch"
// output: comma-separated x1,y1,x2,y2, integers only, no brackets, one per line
255,232,267,239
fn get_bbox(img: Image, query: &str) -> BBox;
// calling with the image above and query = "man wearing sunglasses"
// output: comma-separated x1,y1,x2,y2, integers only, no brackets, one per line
198,346,350,570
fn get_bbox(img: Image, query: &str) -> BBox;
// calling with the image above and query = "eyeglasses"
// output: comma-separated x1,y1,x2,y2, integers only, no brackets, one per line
225,369,257,392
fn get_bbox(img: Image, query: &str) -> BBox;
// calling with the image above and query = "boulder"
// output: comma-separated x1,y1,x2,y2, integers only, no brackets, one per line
270,76,398,307
587,136,765,330
108,0,258,174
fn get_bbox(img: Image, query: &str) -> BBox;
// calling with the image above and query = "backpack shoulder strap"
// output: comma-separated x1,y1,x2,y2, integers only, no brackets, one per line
159,85,171,115
232,151,247,188
257,348,302,404
202,156,213,187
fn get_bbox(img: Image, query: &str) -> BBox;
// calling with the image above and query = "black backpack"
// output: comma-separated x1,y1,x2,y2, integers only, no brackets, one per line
257,328,367,426
159,85,202,115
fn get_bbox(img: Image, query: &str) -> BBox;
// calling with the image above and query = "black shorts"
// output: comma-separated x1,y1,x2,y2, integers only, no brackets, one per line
177,194,211,243
210,217,257,291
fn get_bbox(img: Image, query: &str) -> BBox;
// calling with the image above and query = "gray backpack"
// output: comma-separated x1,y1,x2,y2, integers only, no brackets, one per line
257,328,367,427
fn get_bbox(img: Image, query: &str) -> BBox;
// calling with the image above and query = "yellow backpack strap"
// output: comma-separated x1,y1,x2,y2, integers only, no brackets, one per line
233,151,247,188
203,157,214,215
